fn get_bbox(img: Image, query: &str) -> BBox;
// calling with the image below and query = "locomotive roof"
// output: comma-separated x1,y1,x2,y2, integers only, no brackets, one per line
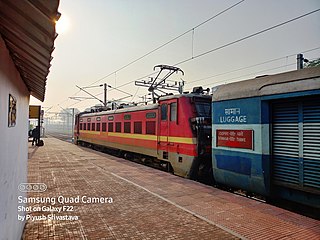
79,93,212,117
79,103,158,117
158,93,211,101
212,67,320,101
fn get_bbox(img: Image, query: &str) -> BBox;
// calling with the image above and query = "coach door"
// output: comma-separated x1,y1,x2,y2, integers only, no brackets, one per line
159,103,169,159
271,97,320,194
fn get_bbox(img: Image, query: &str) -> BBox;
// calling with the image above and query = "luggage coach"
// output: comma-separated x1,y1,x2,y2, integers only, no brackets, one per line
211,67,320,209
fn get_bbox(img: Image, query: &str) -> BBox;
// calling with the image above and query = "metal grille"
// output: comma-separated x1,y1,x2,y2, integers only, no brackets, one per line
272,103,300,185
303,100,320,189
272,98,320,191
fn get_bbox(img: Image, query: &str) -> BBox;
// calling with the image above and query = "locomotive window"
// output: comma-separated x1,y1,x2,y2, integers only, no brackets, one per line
87,123,91,131
102,122,106,132
134,121,142,134
170,102,177,122
80,123,83,130
115,122,121,133
161,104,168,120
92,123,95,131
96,123,100,131
124,122,131,133
146,112,156,119
146,121,156,135
124,114,131,120
83,123,86,130
195,102,211,117
108,122,113,132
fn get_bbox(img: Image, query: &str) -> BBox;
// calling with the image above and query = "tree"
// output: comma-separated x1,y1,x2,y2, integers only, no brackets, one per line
304,58,320,68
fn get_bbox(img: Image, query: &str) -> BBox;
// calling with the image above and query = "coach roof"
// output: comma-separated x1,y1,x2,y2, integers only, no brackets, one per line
212,67,320,101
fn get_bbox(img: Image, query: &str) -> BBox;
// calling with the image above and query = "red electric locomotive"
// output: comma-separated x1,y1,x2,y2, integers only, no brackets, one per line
74,87,212,179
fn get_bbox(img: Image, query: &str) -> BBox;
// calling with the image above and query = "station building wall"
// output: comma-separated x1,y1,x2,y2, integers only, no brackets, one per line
0,35,30,239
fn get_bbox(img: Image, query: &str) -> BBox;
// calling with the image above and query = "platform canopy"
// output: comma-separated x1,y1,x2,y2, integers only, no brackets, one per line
0,0,60,101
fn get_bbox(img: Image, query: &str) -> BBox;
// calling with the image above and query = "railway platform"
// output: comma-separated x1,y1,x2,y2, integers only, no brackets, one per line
23,137,320,239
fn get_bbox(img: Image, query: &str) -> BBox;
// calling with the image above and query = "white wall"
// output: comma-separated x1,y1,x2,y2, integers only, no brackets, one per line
0,36,30,239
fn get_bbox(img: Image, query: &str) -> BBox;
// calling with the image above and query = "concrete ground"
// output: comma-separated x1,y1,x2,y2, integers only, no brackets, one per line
22,137,320,239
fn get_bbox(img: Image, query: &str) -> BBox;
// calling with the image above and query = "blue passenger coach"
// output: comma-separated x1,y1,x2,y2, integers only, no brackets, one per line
212,67,320,208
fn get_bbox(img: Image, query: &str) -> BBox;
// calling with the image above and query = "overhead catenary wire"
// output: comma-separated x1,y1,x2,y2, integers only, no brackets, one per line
113,9,320,95
63,7,320,110
174,8,320,66
57,1,245,109
202,62,297,89
87,0,245,87
65,46,320,109
199,56,320,90
186,46,320,85
127,47,320,96
65,73,159,108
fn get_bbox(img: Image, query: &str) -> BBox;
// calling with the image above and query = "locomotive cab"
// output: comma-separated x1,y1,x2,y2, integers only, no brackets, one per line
157,87,212,180
190,95,213,181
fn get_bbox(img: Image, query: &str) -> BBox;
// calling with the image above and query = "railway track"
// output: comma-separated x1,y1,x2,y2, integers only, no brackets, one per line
46,132,73,143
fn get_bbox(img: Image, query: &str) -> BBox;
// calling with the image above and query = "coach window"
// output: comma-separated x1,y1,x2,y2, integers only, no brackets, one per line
92,123,95,131
87,123,91,131
102,122,106,132
134,121,142,134
96,123,100,131
83,123,86,130
108,122,113,132
115,122,121,132
146,121,156,135
124,122,131,133
161,104,167,120
80,123,83,130
170,102,177,122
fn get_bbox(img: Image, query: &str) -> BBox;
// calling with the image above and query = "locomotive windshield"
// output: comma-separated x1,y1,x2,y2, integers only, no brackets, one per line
195,102,211,117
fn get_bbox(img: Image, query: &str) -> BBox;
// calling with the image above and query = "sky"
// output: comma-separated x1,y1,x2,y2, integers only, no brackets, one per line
30,0,320,113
